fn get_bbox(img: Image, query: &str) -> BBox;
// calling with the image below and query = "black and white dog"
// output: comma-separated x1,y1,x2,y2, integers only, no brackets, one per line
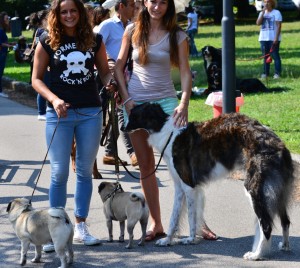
201,45,222,70
201,46,222,94
124,102,295,260
210,68,269,94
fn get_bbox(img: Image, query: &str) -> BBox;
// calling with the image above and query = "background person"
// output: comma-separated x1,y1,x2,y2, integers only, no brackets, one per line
92,6,110,34
256,0,282,79
32,9,50,121
13,35,30,64
185,5,199,57
0,11,15,98
92,6,111,126
98,0,138,167
31,0,117,250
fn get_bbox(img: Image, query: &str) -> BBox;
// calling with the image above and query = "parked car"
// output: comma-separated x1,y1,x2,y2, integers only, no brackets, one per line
255,0,297,11
292,0,300,8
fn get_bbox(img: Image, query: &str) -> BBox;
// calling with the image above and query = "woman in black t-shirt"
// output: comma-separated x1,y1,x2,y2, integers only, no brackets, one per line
32,0,117,247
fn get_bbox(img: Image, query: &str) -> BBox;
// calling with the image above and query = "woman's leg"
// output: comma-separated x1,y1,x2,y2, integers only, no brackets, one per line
71,108,102,246
73,108,102,220
37,94,47,115
46,109,74,208
271,41,281,76
260,41,271,76
0,53,7,93
130,129,164,237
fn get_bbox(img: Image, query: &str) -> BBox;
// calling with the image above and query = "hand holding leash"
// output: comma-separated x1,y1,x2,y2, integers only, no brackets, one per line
106,78,118,94
52,98,70,118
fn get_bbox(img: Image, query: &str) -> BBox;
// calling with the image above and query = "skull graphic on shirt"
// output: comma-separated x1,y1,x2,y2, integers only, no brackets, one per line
60,51,91,77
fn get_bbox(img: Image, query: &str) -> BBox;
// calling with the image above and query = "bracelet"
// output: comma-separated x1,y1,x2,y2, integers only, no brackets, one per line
180,100,189,105
123,97,132,106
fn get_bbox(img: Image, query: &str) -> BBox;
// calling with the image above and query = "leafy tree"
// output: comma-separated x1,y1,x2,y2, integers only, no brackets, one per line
0,0,50,29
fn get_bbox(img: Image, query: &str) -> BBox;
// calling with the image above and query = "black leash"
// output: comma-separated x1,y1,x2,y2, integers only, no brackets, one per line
29,117,60,204
106,90,121,182
118,131,174,181
103,182,123,202
104,93,174,181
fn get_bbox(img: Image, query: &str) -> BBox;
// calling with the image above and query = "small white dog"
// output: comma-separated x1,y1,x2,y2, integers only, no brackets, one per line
98,182,149,249
7,198,74,267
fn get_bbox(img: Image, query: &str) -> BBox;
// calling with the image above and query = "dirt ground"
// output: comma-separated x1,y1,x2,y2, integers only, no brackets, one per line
3,87,300,202
5,87,38,109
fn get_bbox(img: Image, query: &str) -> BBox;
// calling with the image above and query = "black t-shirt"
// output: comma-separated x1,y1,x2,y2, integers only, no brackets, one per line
40,33,102,108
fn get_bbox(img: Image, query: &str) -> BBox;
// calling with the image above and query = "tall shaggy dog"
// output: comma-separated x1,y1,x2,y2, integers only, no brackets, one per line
124,103,295,260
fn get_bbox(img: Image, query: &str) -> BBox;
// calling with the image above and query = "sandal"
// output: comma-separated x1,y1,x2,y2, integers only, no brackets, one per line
145,231,166,242
201,224,219,240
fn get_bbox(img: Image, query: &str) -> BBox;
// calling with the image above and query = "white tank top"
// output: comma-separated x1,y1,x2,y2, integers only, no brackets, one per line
128,30,187,102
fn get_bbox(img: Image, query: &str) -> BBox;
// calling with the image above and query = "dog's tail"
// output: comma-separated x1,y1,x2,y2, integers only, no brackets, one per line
130,192,146,207
48,207,72,224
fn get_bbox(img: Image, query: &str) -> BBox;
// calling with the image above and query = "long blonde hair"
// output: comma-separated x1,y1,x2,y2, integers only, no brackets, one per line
132,0,181,67
47,0,95,51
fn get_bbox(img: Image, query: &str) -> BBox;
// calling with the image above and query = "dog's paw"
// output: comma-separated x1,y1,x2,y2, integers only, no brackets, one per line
178,236,198,245
138,239,145,247
20,254,27,266
155,237,171,246
243,251,265,261
31,257,41,263
278,241,290,251
119,236,125,243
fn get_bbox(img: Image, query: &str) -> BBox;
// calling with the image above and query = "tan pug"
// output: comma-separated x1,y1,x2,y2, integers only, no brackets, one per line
6,198,74,268
98,182,149,249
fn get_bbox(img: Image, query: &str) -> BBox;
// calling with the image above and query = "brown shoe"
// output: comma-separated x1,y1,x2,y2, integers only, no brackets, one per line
103,155,128,166
130,153,138,167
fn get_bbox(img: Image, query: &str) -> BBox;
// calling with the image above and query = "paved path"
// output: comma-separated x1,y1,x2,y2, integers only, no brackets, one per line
0,96,299,267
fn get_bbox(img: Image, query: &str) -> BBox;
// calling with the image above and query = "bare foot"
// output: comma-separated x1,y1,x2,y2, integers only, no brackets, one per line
202,222,218,240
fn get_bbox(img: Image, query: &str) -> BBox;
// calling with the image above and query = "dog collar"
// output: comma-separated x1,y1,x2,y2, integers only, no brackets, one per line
103,183,123,203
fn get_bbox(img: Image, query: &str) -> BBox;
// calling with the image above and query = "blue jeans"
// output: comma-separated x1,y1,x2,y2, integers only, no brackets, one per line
260,41,281,76
46,107,102,219
37,94,47,115
187,28,198,56
0,52,7,93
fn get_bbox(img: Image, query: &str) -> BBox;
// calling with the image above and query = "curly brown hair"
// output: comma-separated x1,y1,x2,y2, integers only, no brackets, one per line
47,0,95,51
132,0,182,67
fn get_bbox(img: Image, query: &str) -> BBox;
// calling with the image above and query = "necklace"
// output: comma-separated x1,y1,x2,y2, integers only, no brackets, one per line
150,28,162,44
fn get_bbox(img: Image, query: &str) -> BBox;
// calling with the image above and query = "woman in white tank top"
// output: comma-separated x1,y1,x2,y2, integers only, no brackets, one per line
114,0,217,241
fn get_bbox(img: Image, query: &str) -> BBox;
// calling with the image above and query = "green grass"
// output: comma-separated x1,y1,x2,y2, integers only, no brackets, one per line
4,21,300,153
5,30,34,83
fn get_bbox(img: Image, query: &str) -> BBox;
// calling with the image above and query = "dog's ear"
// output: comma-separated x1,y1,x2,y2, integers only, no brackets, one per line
125,102,169,133
6,201,12,213
98,182,106,193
